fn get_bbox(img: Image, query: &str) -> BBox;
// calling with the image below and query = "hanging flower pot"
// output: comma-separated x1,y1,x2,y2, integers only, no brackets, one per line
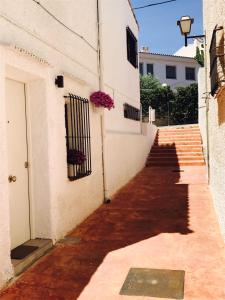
67,149,86,165
90,91,115,110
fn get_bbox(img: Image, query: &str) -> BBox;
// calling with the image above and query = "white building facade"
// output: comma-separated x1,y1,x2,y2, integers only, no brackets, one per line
198,0,225,241
174,39,204,58
139,51,199,88
0,0,156,287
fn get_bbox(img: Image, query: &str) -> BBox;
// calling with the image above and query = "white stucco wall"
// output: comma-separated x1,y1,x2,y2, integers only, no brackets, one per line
0,0,157,287
105,124,157,197
139,52,199,88
0,51,14,287
0,0,101,287
101,0,141,134
203,0,225,240
0,45,104,287
98,0,156,196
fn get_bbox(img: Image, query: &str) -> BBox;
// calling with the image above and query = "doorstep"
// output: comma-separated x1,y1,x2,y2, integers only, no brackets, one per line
12,239,53,276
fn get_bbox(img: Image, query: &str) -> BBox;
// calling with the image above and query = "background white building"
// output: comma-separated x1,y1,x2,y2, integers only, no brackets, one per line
174,39,204,58
0,0,156,287
139,47,199,88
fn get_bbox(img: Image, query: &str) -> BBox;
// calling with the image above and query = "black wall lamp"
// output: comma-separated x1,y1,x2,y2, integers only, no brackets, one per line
177,16,205,47
55,75,64,88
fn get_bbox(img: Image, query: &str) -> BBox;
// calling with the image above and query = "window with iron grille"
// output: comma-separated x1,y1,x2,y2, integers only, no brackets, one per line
185,67,195,80
127,27,138,68
166,65,177,79
64,94,91,181
209,25,225,96
147,63,154,75
124,103,140,121
139,63,144,75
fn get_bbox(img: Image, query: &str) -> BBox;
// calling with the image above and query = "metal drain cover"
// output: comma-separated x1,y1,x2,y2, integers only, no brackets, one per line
120,268,185,299
58,236,82,245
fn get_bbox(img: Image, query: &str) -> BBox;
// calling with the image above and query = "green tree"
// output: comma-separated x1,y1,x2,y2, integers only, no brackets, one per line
140,75,174,120
140,75,161,117
140,76,198,125
171,84,198,125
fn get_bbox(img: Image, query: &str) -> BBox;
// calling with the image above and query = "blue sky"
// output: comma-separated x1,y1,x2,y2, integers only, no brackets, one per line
131,0,203,54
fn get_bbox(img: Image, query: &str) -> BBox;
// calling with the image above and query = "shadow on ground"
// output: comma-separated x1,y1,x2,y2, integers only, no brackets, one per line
0,144,193,300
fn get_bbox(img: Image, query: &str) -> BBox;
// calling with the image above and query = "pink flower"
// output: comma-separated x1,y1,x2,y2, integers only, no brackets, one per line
90,91,114,110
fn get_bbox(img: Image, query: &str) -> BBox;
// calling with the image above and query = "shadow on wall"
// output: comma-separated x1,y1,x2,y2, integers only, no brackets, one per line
217,90,225,125
0,143,192,299
217,27,225,125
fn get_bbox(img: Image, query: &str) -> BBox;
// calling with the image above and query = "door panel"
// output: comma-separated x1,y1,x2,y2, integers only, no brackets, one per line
6,79,30,250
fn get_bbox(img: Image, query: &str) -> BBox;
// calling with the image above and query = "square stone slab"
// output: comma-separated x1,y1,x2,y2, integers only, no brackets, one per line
120,268,185,299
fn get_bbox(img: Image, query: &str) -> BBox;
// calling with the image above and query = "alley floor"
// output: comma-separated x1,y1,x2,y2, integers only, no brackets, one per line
0,165,225,299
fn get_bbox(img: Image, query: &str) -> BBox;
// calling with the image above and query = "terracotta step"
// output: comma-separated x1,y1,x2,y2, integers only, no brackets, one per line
155,142,202,146
158,129,200,134
157,133,201,137
148,156,204,161
151,148,203,152
148,126,204,167
156,141,202,144
158,126,199,129
155,136,202,143
149,152,203,157
146,161,205,167
158,133,200,135
156,131,201,136
156,135,202,140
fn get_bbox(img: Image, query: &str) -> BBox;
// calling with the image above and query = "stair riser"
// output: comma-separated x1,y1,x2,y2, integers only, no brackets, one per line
156,132,201,137
149,153,203,156
158,130,200,134
151,147,202,155
151,146,202,149
156,137,202,141
148,157,204,161
157,133,201,137
146,162,205,167
156,140,202,143
155,142,202,146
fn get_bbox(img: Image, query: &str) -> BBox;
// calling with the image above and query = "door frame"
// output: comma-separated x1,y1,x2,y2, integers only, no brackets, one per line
6,78,32,246
5,61,53,244
0,46,54,282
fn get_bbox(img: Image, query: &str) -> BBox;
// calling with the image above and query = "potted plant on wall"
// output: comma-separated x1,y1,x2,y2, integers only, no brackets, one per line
67,149,86,165
90,91,114,111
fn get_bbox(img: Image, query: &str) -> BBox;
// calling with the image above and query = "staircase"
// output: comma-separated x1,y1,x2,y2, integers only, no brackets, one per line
147,125,205,167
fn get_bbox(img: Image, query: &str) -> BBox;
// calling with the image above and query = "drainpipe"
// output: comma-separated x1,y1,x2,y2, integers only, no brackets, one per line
204,30,211,183
97,0,110,203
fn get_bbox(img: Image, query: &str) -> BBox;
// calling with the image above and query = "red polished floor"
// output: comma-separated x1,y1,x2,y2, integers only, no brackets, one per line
0,166,225,299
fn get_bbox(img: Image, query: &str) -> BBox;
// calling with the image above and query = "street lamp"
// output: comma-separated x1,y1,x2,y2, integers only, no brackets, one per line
177,16,205,47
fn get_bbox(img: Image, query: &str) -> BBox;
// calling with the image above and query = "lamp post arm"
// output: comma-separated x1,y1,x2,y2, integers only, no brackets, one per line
185,34,206,47
187,34,206,39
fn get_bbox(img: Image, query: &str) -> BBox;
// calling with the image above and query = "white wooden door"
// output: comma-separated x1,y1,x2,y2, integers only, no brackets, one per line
6,79,30,250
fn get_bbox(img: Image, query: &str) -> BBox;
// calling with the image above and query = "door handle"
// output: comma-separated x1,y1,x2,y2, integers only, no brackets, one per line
8,175,17,183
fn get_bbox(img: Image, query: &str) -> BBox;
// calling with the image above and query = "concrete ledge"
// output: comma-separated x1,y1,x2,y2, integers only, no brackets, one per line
12,239,53,276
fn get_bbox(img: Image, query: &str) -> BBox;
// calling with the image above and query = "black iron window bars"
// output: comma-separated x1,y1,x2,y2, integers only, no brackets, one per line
127,27,138,68
64,94,91,181
124,103,140,121
209,26,225,96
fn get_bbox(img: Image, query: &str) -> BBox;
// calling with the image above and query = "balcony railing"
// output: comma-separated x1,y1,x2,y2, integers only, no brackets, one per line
209,26,225,96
